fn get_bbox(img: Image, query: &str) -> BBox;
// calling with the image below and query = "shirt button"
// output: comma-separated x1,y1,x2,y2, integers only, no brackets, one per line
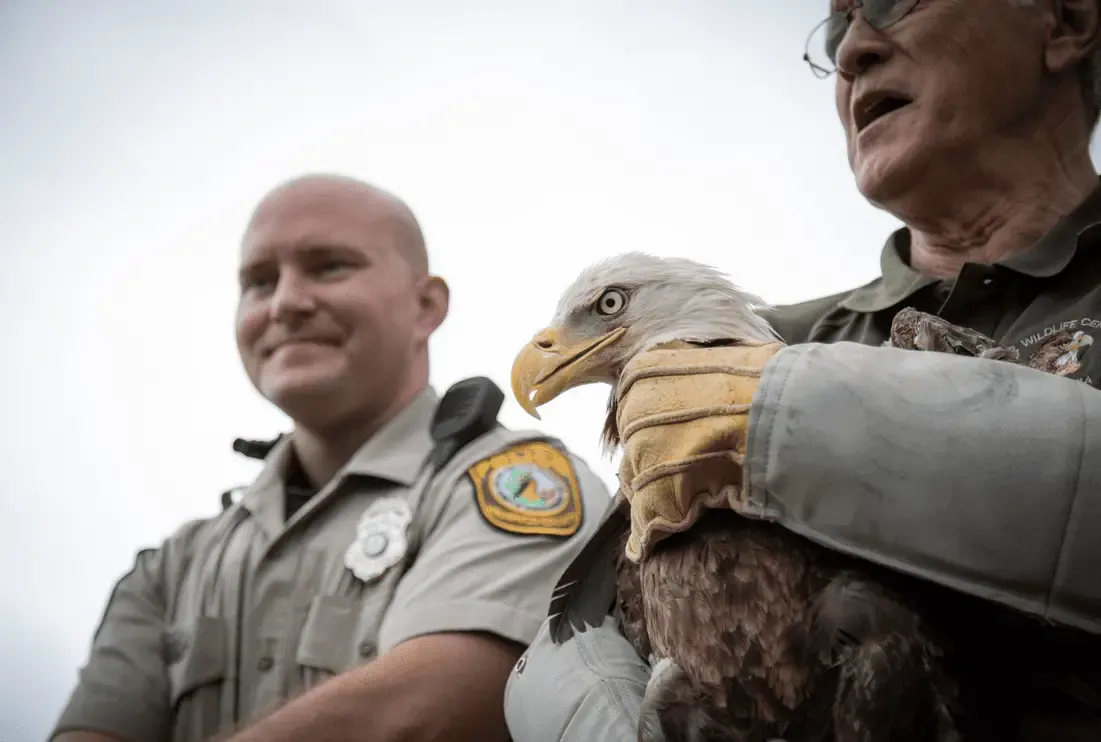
515,656,527,675
358,641,375,658
257,656,274,671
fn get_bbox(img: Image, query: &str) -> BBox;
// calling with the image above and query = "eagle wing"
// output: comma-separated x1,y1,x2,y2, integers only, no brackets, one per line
548,496,635,644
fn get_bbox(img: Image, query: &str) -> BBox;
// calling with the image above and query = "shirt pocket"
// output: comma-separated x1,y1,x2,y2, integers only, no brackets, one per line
164,614,228,742
296,593,388,690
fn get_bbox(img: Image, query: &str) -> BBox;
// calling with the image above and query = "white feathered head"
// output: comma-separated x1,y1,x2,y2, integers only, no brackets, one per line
511,252,779,448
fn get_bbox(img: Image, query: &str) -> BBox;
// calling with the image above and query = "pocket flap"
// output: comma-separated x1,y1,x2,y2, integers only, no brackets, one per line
296,595,360,674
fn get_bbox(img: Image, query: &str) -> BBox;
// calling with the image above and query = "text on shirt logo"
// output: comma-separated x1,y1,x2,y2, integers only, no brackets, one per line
1018,318,1100,348
1014,322,1095,385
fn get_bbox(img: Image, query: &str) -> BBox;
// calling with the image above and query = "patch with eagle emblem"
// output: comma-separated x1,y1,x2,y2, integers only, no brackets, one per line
467,441,583,537
1028,329,1094,378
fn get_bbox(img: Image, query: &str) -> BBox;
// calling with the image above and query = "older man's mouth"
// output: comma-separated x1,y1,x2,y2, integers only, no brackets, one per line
854,91,913,133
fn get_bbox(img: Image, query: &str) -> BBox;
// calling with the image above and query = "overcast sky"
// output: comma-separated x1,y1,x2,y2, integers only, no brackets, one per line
5,2,1095,740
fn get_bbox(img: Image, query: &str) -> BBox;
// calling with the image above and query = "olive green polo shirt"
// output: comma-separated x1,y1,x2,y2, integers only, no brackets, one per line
51,387,612,742
763,181,1101,388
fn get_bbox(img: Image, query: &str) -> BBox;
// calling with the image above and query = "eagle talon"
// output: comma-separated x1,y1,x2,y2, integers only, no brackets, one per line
637,657,679,742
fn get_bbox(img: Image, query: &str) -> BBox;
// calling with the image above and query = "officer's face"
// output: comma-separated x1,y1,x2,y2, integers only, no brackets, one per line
832,0,1057,206
235,179,445,428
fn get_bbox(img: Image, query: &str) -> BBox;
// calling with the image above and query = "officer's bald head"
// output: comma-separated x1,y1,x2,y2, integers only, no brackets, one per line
235,173,450,438
243,173,429,276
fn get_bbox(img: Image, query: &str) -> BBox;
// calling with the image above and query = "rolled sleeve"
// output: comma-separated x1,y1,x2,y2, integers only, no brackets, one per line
377,453,611,654
744,342,1101,633
505,616,649,742
50,547,172,742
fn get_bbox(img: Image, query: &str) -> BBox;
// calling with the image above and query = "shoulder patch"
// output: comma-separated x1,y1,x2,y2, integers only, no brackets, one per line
467,441,583,537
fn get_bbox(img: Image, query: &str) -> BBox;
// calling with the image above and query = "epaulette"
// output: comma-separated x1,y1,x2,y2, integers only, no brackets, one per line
219,435,285,511
220,486,244,511
232,435,285,460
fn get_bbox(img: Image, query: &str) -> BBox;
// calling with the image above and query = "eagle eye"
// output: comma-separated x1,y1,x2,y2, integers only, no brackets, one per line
595,287,627,316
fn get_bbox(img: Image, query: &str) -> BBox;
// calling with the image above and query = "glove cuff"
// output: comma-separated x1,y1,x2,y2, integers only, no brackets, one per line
616,340,784,562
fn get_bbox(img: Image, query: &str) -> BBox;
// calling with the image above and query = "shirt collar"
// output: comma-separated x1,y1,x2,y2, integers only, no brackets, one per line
840,179,1101,313
839,229,938,313
341,385,439,485
237,385,440,518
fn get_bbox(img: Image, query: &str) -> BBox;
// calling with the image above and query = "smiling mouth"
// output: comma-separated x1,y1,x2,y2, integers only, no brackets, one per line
855,93,912,132
266,339,337,358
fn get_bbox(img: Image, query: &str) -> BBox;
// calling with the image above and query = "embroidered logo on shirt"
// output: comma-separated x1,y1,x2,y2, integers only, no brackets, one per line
1027,329,1094,379
468,441,583,537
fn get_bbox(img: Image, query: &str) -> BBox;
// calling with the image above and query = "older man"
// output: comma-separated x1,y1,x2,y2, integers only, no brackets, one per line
50,174,611,742
505,2,1101,740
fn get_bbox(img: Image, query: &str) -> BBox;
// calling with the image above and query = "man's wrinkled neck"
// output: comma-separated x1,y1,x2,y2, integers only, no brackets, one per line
885,116,1097,279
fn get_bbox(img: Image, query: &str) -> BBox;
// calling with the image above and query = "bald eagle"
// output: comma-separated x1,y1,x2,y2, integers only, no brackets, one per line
511,253,969,742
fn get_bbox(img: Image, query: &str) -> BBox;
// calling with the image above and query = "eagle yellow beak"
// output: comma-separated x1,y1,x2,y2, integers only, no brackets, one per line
511,326,627,419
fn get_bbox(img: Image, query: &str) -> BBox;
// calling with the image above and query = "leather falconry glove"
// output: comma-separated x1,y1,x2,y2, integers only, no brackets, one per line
616,339,784,562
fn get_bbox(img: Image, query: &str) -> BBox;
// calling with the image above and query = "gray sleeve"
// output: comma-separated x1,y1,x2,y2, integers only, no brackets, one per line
744,342,1101,634
50,548,171,742
377,451,611,654
51,520,205,742
504,616,651,742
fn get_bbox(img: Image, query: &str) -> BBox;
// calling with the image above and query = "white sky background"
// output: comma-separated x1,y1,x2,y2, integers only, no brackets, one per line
7,1,1095,740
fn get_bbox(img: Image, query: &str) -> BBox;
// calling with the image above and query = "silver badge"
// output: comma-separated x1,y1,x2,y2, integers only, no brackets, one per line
344,496,413,583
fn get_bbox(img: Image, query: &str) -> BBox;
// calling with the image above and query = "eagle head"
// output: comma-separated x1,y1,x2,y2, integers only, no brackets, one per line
510,252,778,449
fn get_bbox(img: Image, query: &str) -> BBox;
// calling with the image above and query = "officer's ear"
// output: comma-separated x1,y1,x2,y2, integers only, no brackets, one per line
1045,0,1101,73
416,275,450,337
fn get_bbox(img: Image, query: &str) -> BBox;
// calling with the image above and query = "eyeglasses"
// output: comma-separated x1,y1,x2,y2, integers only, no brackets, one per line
802,0,920,79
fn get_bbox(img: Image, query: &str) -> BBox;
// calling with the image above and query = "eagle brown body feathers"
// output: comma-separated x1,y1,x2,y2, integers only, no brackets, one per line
615,510,960,742
605,310,1010,742
607,312,1047,741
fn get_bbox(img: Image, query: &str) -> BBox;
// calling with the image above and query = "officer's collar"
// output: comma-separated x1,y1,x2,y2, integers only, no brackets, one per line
341,385,439,485
238,386,440,515
841,179,1101,313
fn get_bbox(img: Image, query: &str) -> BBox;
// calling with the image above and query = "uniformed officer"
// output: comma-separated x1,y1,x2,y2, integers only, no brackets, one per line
51,174,612,742
505,2,1101,740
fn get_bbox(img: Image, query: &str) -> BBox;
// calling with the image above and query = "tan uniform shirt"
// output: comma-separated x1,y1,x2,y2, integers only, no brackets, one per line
51,387,612,742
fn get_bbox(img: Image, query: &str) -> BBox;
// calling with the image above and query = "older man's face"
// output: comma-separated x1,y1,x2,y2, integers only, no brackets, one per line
833,0,1047,203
